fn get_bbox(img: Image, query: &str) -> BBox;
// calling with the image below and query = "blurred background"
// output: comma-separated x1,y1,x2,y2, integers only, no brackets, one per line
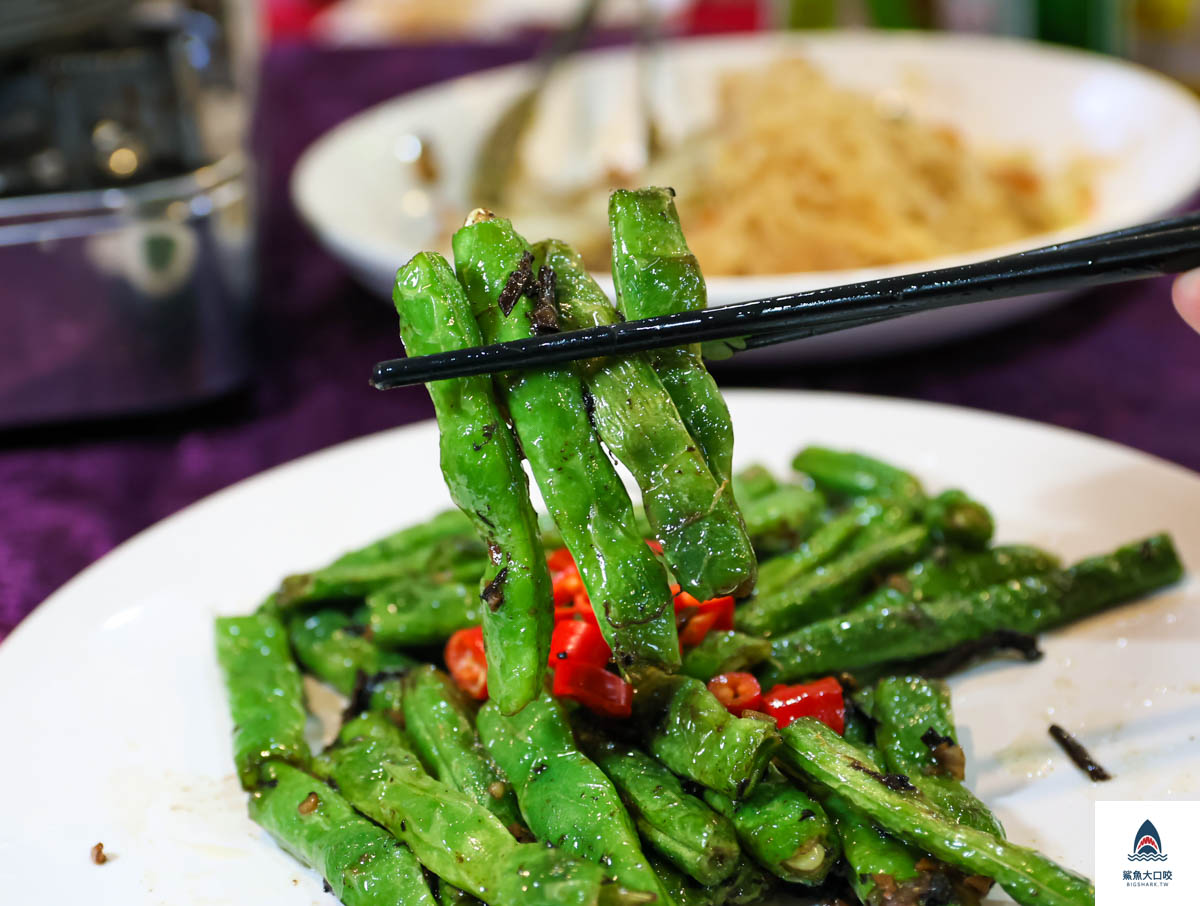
2,0,1199,639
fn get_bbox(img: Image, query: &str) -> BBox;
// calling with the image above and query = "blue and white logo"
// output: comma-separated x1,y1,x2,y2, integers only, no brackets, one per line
1129,819,1168,862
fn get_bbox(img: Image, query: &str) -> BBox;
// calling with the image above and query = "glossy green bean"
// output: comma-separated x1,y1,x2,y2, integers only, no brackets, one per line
215,611,309,789
536,238,756,601
249,761,436,906
680,631,771,681
455,218,678,670
401,665,522,828
287,609,415,696
394,250,552,714
703,767,839,884
632,668,779,798
576,726,741,885
366,580,483,647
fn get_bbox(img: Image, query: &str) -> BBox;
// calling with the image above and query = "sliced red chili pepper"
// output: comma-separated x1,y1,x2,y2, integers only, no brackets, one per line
707,672,763,717
549,619,611,668
552,660,632,719
678,610,719,648
761,676,845,733
547,547,591,609
445,626,488,700
546,546,577,578
646,538,664,555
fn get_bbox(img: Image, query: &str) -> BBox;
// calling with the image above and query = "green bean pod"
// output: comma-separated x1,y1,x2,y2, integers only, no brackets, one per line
401,664,523,828
609,187,735,486
766,534,1182,682
454,218,679,670
753,505,867,596
730,465,779,504
279,538,486,609
703,768,839,885
249,761,436,906
476,694,673,904
923,489,994,549
576,726,741,885
738,484,825,556
331,509,476,569
791,446,925,507
437,878,483,906
366,580,484,647
394,250,553,715
318,713,627,906
778,719,1094,906
736,524,930,636
215,611,309,789
287,609,415,696
632,668,779,799
680,631,772,681
535,238,756,601
874,675,1005,837
649,855,774,906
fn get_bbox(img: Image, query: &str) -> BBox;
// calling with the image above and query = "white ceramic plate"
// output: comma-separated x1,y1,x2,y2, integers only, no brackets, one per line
1,390,1197,904
291,31,1200,362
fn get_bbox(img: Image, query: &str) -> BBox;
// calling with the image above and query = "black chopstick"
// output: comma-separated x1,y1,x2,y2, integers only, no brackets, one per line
372,212,1200,389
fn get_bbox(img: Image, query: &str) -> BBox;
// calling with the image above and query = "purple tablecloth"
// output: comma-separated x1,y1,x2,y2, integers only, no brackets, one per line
1,41,1198,641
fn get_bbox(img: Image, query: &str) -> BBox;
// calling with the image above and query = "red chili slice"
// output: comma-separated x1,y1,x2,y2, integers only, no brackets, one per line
674,592,736,647
552,660,632,718
646,538,664,555
549,619,611,668
707,672,763,717
761,676,845,733
445,626,488,700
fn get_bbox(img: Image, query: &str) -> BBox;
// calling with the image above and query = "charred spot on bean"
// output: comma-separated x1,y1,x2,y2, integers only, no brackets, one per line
921,727,955,750
916,629,1042,678
498,251,534,316
799,809,816,821
532,762,548,776
850,759,916,792
323,880,333,894
528,266,560,334
481,567,508,612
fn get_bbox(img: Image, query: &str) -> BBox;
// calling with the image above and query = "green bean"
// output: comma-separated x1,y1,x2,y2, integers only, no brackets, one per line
632,668,779,798
437,878,483,906
730,465,779,504
649,855,774,906
735,524,930,636
394,250,552,714
331,509,476,569
874,675,1004,837
855,545,1061,615
576,726,741,885
249,761,436,906
536,238,756,601
765,534,1182,682
753,504,867,596
609,187,734,485
738,484,825,556
818,789,971,906
476,694,673,904
680,631,771,681
215,611,309,789
401,664,522,828
924,489,994,549
454,218,679,670
366,580,483,647
318,713,630,906
287,609,415,696
778,718,1094,906
791,446,925,507
279,538,486,609
703,767,839,884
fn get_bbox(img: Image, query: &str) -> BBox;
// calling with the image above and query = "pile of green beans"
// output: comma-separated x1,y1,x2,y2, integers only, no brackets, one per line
213,188,1184,906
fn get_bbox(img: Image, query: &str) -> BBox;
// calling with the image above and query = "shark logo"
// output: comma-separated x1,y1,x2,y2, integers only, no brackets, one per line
1129,819,1168,862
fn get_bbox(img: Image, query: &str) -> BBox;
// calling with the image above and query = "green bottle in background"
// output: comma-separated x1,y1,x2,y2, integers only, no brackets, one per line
1034,0,1125,52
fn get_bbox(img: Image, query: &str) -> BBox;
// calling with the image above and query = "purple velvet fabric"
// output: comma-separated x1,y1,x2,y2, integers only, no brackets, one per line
1,41,1198,641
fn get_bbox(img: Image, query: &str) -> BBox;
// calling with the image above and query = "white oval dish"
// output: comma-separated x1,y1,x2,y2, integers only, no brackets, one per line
292,31,1200,361
1,390,1197,902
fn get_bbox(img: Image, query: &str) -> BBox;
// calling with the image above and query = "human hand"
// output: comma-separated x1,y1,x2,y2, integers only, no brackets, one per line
1174,270,1200,334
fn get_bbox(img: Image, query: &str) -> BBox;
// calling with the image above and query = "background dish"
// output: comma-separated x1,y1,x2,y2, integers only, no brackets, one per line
291,31,1200,361
0,390,1196,903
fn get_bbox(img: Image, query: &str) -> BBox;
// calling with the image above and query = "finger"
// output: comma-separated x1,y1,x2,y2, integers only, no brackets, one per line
1172,270,1200,335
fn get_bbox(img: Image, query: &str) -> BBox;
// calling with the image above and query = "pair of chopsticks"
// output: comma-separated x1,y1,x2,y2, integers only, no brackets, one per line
372,211,1200,389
